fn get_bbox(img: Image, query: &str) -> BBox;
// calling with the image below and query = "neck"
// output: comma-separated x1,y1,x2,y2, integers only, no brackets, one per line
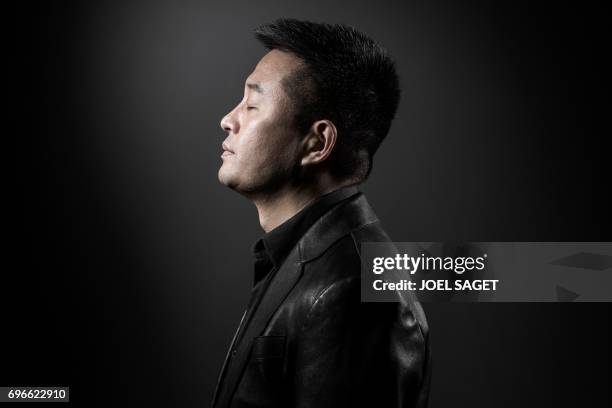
252,179,351,233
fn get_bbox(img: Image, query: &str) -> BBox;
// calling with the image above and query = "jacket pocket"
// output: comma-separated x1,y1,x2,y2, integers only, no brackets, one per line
251,335,286,360
249,335,286,386
233,336,287,407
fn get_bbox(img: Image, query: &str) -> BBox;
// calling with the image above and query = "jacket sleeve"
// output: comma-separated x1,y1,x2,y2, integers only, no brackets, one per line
291,276,430,408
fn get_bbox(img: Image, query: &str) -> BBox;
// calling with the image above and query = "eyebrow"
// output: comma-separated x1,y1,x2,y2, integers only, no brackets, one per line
246,82,264,94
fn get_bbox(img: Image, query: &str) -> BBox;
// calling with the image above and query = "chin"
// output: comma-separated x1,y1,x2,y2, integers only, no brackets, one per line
218,167,239,189
217,168,230,185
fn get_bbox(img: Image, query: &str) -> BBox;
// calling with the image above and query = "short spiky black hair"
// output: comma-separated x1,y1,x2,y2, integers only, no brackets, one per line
254,18,400,182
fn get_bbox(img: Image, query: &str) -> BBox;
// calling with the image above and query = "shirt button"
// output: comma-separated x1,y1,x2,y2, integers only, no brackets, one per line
231,349,237,357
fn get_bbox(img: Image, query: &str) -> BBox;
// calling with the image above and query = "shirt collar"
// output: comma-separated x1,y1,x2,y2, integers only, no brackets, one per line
251,185,361,274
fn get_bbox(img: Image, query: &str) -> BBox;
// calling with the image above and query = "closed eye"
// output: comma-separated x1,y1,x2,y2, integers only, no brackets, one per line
246,106,257,111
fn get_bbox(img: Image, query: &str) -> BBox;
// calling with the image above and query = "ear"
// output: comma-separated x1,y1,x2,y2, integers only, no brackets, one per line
300,120,337,166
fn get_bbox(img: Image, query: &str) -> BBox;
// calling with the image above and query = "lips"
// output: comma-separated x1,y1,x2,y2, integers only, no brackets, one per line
221,142,234,157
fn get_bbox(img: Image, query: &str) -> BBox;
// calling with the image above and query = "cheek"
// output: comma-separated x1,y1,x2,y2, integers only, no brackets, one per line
239,117,298,164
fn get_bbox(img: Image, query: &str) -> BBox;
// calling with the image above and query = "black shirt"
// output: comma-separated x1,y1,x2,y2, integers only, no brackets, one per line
232,185,361,352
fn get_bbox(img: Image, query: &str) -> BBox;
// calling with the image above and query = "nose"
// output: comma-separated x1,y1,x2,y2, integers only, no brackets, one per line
220,108,238,134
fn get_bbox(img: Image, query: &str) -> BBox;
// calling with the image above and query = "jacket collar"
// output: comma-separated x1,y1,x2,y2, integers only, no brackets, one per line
255,185,362,270
297,192,379,263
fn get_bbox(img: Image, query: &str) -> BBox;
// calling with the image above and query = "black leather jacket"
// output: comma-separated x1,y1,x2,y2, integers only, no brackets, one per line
212,191,431,408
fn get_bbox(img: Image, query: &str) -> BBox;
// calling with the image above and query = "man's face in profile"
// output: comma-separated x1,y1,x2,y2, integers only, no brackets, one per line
218,50,305,194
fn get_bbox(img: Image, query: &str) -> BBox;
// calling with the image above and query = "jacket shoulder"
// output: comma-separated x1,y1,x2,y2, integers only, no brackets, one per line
297,219,393,307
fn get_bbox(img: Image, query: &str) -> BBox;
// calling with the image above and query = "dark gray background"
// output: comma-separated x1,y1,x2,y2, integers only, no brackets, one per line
3,0,610,407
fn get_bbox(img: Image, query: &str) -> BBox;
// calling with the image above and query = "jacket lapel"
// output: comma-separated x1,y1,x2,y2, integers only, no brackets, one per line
211,307,247,407
218,247,304,406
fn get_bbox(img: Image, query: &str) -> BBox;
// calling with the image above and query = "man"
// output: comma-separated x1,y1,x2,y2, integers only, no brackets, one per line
213,19,430,408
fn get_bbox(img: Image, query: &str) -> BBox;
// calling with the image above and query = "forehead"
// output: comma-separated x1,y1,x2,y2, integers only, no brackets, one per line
246,49,304,87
